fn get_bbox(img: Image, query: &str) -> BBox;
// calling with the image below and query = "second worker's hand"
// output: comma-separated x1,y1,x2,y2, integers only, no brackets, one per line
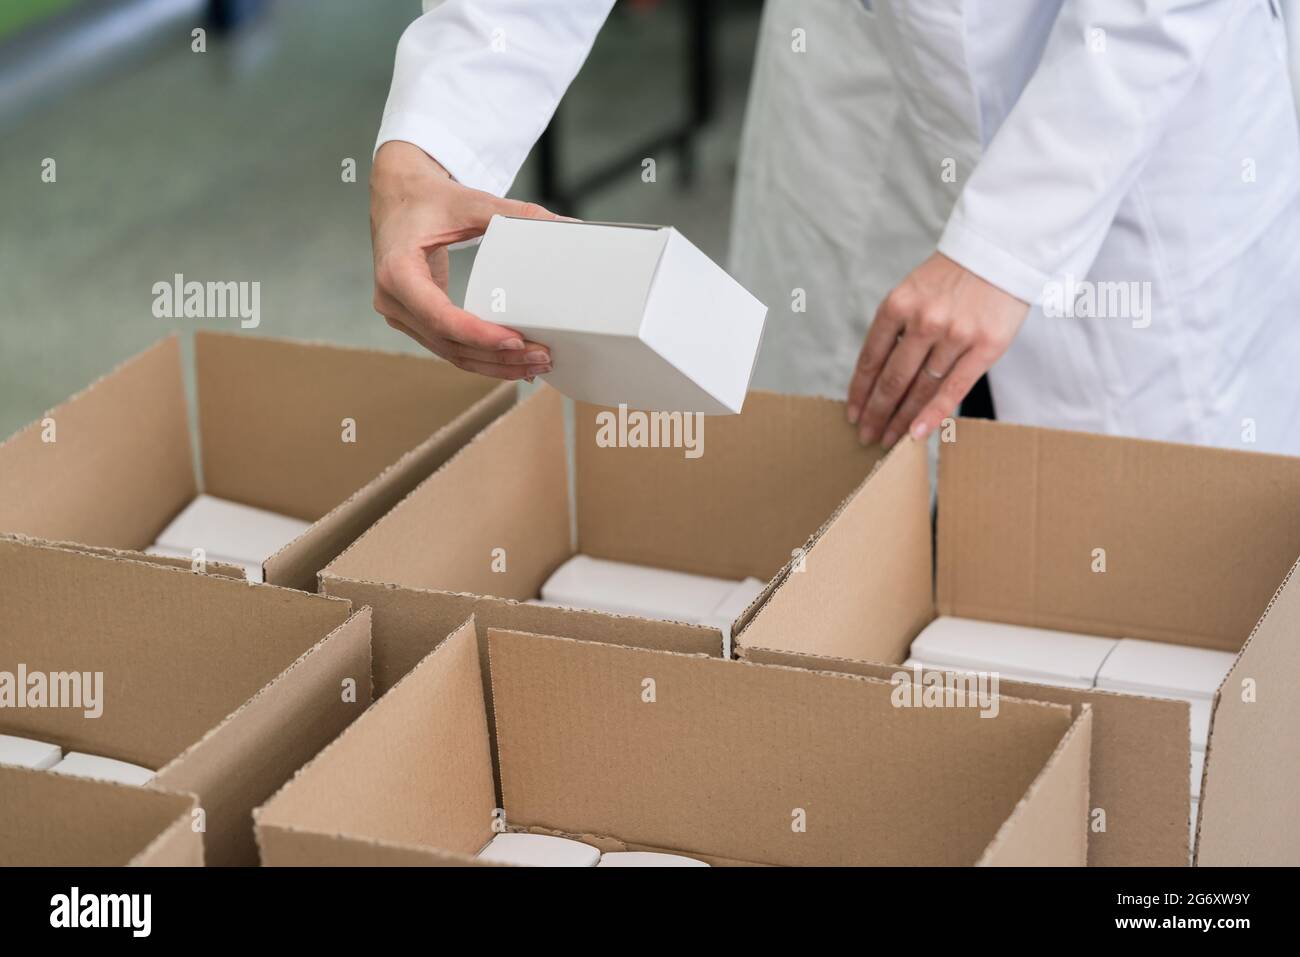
369,140,557,380
846,252,1030,448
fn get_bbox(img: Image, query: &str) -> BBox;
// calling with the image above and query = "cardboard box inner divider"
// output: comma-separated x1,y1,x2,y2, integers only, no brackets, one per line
320,384,880,698
0,765,202,867
0,332,514,590
256,618,1093,867
736,419,1300,867
0,536,373,866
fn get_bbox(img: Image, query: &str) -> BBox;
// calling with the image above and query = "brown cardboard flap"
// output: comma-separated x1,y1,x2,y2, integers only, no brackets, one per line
264,382,516,591
130,807,206,866
257,826,472,866
255,619,494,860
574,391,880,580
937,418,1300,649
10,534,245,580
318,576,721,697
0,336,195,548
195,331,500,520
0,766,200,867
489,629,1076,866
1197,556,1300,865
977,707,1091,866
153,607,373,867
742,647,1191,867
0,536,352,769
321,386,570,599
736,436,933,661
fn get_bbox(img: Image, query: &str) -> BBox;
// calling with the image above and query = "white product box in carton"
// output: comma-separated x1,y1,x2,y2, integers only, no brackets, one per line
0,734,61,770
464,216,768,414
900,658,1093,691
541,555,737,625
1095,638,1236,699
154,494,311,568
50,752,155,787
1191,749,1205,798
597,851,709,867
910,616,1120,686
476,833,600,867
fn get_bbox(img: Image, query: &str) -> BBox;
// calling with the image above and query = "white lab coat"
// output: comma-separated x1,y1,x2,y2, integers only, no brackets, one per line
379,0,1300,453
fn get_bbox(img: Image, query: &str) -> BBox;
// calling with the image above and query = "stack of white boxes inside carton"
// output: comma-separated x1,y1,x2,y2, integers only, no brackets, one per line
477,833,709,867
908,617,1235,843
145,494,311,583
0,734,154,785
533,555,765,657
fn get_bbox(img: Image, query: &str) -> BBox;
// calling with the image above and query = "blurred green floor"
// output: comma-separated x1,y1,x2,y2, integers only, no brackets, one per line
0,0,758,437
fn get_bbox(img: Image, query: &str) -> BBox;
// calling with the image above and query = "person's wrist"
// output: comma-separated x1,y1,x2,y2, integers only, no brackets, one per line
373,140,451,186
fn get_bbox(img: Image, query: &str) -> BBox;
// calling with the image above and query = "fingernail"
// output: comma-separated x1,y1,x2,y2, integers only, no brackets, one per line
525,351,549,363
499,338,525,351
528,364,552,376
881,431,897,449
911,421,930,440
846,405,860,426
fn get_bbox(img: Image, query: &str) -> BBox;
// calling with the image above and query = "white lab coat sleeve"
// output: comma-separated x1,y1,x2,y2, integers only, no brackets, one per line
937,0,1244,304
375,0,616,196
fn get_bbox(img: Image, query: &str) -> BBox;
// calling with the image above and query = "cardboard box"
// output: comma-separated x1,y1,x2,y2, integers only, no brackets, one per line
320,385,879,698
1,765,202,866
0,332,514,591
735,419,1300,866
464,216,767,414
256,618,1093,867
0,535,373,865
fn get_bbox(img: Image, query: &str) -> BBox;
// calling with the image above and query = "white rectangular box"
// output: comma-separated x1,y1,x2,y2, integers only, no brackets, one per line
154,494,311,567
911,617,1120,686
464,216,768,414
0,734,61,770
1095,638,1236,699
50,752,155,787
541,555,737,625
476,833,599,867
901,659,1094,690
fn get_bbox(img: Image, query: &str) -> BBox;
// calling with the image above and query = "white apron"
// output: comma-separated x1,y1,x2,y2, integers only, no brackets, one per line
730,0,1300,454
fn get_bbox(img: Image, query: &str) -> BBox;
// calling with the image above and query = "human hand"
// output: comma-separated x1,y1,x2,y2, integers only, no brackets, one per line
846,252,1030,447
370,140,556,380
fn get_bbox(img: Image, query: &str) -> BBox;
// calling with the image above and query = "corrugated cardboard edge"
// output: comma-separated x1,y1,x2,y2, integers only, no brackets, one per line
735,435,932,659
319,577,722,696
976,705,1092,867
0,334,197,547
743,644,1190,867
153,604,371,867
129,788,205,867
0,532,246,579
320,385,563,582
488,628,1079,866
254,616,486,866
263,380,516,591
1196,554,1300,865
